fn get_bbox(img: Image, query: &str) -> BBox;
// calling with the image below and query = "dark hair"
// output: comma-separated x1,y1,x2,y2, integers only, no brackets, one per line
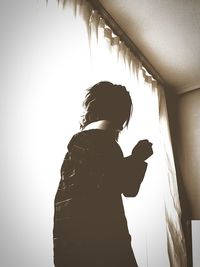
80,81,132,130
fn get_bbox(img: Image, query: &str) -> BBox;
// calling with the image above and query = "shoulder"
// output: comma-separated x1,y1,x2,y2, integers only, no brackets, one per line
67,129,123,158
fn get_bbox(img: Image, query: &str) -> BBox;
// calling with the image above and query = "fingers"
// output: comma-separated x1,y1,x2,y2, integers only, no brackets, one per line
132,139,153,160
136,140,153,151
138,139,152,145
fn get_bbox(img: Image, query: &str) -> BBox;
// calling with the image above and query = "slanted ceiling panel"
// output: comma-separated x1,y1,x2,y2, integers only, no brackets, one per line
99,0,200,94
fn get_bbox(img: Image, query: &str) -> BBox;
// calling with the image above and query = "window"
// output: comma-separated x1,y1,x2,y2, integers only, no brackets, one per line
0,1,187,266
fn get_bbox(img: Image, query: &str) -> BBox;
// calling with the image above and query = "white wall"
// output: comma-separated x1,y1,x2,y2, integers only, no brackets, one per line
177,89,200,219
191,220,200,267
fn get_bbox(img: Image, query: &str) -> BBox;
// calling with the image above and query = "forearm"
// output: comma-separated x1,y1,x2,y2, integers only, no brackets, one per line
121,155,148,197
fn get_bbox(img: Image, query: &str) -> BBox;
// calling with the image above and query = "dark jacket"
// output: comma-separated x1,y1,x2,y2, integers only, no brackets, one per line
53,129,147,267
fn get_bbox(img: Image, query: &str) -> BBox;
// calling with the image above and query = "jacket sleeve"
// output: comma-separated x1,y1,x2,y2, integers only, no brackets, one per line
57,139,148,199
120,155,148,197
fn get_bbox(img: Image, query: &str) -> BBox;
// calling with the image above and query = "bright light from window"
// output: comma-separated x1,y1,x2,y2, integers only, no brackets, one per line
0,1,177,267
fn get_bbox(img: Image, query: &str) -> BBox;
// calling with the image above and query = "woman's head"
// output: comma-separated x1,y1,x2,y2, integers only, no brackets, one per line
80,81,132,130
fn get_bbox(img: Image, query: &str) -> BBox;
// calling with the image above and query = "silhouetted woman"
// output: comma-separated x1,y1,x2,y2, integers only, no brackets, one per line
53,81,153,267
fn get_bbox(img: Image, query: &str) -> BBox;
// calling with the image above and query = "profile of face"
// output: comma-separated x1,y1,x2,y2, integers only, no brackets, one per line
114,129,121,141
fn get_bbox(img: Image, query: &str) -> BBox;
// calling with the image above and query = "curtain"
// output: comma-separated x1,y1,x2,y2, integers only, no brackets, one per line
53,1,188,266
0,0,187,266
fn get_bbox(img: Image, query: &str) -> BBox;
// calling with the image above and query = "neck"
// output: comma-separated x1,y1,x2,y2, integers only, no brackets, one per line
84,120,114,130
83,120,120,140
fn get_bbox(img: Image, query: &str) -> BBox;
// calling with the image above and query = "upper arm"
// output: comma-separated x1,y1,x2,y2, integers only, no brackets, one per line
57,139,148,199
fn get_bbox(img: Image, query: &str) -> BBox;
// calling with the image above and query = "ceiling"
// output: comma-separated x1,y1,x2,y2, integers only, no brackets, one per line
99,0,200,94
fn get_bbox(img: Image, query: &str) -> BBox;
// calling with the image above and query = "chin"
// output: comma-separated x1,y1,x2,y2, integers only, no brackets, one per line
115,132,119,141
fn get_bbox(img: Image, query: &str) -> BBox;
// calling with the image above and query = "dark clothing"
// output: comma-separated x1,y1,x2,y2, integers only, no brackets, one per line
53,129,147,267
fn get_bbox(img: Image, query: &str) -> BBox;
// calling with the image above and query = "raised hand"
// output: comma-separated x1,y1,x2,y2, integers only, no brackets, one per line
131,139,153,161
